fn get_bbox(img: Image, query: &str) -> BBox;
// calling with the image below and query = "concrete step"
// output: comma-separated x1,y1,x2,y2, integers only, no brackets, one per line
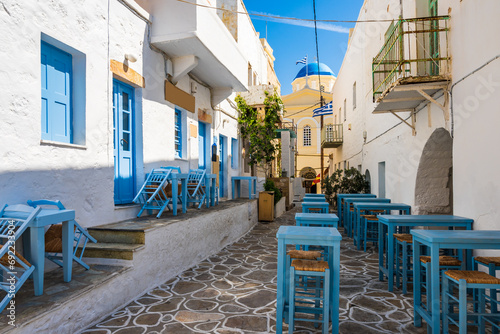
88,228,145,245
78,242,145,260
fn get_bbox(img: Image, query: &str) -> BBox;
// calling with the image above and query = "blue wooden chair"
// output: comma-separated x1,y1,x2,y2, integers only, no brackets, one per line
0,204,41,312
187,169,206,209
134,168,174,218
27,200,97,270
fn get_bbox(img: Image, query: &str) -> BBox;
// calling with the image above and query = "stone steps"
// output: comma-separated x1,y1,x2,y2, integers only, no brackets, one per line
79,224,147,260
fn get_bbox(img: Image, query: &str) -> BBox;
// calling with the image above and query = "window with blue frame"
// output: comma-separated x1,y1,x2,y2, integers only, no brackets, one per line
41,41,72,143
174,108,182,158
231,138,238,169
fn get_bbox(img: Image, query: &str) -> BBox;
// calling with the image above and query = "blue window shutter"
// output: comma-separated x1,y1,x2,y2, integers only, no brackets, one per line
175,109,182,158
41,42,72,143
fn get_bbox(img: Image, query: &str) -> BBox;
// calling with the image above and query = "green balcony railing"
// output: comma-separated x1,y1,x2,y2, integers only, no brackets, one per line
372,16,450,101
322,124,343,148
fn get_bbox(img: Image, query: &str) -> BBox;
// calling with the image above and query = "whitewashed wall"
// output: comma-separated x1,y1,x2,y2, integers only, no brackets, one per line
331,0,500,241
0,0,270,228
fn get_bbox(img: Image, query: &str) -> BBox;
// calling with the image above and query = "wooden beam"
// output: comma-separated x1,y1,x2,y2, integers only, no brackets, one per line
417,89,446,112
390,111,415,130
382,97,426,103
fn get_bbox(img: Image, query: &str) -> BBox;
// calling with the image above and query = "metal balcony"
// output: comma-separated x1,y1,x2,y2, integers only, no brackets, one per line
372,16,451,116
322,124,343,148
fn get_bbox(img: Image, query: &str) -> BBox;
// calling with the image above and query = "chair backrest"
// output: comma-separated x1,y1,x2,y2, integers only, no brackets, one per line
187,169,206,194
134,168,173,203
160,166,181,173
0,204,41,251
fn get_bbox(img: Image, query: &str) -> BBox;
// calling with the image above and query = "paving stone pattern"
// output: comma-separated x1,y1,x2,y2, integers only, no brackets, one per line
83,207,434,333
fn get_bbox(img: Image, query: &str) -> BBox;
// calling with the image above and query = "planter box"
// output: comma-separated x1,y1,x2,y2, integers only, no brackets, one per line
274,196,286,218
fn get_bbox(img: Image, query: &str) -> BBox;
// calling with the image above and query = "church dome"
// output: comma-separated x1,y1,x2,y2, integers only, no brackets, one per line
294,63,335,80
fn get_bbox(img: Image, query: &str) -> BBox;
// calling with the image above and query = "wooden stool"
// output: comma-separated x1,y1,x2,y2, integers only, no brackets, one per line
289,259,330,334
443,270,500,334
420,255,462,312
394,233,413,294
362,215,379,252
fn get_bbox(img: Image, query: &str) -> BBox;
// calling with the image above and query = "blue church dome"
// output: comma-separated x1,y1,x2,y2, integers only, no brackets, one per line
294,63,335,80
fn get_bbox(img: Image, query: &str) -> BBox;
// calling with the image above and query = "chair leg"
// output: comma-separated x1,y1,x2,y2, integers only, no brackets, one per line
288,267,296,334
442,273,450,334
459,279,467,334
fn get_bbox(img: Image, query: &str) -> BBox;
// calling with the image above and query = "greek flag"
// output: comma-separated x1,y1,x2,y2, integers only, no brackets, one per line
313,101,333,117
296,55,307,65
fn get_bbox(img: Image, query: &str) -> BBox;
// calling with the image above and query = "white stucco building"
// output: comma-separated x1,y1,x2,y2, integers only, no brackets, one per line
0,0,275,228
330,0,500,247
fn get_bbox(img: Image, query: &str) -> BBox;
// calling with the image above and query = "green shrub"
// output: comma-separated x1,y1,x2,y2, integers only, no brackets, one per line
321,168,370,209
264,179,283,205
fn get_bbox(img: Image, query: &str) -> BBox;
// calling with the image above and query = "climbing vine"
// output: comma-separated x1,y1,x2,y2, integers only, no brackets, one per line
236,91,284,172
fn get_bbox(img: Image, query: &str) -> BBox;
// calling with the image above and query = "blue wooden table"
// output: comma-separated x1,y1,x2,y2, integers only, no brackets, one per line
170,173,188,215
344,198,390,238
231,176,257,199
303,197,326,202
295,213,338,228
337,194,376,227
305,194,325,198
411,229,499,333
276,226,342,334
302,201,329,213
204,174,217,207
378,215,473,293
14,208,75,296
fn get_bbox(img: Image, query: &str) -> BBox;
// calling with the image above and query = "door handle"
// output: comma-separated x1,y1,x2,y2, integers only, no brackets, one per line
120,138,128,145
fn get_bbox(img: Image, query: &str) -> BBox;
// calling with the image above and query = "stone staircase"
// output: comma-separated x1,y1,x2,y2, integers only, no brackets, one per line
79,223,146,260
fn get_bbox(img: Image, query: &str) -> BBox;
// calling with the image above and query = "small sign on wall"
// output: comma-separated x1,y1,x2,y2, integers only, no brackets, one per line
190,124,197,138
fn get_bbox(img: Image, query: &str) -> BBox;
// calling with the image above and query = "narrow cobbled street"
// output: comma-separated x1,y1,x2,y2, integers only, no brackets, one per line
82,206,427,333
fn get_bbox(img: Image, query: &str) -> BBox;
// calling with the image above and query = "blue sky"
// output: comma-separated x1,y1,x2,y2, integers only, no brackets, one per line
244,0,365,95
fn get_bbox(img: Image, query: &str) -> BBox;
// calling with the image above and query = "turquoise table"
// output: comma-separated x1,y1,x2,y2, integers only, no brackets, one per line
204,174,217,207
337,194,376,227
276,226,342,333
377,215,473,293
170,173,188,215
305,194,325,198
295,213,338,228
344,198,390,238
302,202,329,213
15,208,75,296
231,176,257,199
411,230,498,333
303,197,326,202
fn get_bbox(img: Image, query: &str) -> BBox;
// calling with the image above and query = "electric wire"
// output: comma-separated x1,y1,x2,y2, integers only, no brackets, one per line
174,0,422,24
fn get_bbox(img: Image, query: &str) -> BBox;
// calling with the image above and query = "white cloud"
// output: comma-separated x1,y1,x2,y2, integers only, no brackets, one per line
250,12,350,34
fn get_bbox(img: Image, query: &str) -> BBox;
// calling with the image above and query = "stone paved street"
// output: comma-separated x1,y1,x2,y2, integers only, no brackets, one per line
82,206,429,333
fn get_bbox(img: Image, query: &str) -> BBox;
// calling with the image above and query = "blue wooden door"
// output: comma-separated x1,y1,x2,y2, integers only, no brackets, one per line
113,80,135,204
219,135,226,197
198,122,206,169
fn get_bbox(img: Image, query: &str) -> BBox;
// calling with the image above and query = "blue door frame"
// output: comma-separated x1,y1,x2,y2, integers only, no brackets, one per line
113,80,135,204
198,122,207,169
219,135,227,198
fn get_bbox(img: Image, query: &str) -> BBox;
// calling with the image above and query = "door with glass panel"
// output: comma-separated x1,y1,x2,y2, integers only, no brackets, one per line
113,80,135,204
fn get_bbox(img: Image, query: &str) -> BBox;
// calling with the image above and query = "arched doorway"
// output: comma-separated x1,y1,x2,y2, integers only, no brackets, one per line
365,169,372,193
414,128,453,215
300,167,317,194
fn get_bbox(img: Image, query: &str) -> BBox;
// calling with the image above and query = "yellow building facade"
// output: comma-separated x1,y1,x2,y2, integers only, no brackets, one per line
282,63,336,193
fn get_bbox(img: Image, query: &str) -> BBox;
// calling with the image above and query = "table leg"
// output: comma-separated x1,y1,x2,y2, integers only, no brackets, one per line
388,226,395,291
62,220,73,282
430,245,440,332
238,180,241,198
379,222,384,281
181,179,188,213
172,178,178,216
30,226,45,296
413,239,422,327
253,178,257,199
205,178,210,208
276,239,285,333
231,179,236,199
211,179,216,206
332,242,340,333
